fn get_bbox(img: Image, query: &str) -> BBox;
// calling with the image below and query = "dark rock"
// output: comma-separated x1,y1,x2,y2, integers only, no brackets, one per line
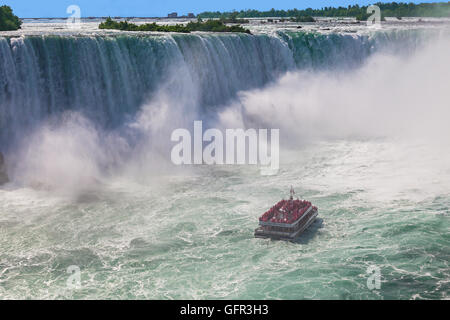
0,152,9,185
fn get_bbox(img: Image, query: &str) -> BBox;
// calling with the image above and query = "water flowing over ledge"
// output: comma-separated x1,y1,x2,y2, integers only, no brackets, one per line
0,24,449,300
0,29,437,147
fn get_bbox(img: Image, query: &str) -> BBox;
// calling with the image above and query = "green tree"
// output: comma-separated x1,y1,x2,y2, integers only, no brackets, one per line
0,5,21,31
197,2,450,19
99,17,251,34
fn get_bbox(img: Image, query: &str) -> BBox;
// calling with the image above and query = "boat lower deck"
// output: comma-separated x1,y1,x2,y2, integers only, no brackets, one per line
254,208,318,240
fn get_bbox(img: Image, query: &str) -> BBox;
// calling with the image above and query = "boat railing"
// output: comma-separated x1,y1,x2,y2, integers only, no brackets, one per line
259,206,314,228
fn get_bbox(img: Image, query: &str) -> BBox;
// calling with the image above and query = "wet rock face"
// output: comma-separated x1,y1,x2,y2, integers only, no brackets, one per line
0,152,9,185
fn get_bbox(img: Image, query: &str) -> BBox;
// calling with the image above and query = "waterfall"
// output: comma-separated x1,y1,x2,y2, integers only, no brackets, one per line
0,29,434,148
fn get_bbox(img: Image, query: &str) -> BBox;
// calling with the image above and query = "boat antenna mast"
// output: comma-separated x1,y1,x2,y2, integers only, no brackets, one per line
290,186,295,201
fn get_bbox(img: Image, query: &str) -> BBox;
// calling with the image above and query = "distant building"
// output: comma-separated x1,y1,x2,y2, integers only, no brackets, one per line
188,13,195,18
168,12,178,18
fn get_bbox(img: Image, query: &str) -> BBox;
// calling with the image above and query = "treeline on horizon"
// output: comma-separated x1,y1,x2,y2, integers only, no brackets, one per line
197,2,450,19
99,17,251,33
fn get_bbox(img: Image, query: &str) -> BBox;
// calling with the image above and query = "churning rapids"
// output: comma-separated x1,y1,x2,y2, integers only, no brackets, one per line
0,19,449,299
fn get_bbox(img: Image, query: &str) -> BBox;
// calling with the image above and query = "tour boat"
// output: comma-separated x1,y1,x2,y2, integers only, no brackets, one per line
254,187,318,240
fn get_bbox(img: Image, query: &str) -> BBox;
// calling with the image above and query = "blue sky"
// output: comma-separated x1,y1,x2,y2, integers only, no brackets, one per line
3,0,439,18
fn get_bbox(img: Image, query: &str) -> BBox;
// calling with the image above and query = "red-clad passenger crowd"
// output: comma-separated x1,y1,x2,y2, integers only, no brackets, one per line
259,199,317,224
